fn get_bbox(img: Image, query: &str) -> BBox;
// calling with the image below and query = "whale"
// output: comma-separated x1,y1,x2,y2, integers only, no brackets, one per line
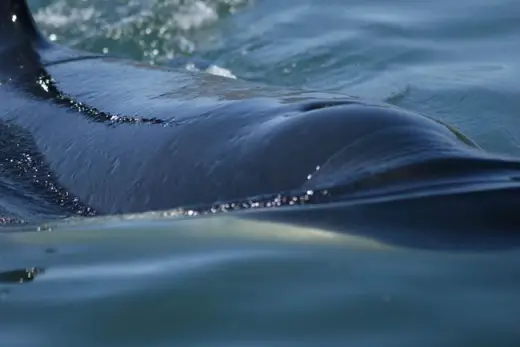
2,0,520,249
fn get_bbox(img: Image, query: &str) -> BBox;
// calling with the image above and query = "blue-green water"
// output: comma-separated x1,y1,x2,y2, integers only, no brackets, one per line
1,0,520,346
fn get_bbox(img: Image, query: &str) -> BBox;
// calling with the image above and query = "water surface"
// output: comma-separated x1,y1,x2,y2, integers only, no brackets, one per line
1,0,519,346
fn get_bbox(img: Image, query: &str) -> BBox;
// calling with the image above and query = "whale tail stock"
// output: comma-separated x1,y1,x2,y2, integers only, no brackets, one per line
0,0,47,46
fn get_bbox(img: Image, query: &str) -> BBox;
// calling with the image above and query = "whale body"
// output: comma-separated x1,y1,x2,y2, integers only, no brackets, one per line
2,0,520,249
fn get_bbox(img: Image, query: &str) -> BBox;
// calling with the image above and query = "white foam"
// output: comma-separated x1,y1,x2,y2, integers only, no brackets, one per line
172,1,219,31
185,62,237,79
34,5,97,27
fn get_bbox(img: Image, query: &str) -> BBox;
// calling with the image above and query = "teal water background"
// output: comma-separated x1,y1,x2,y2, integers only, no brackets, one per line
1,0,520,346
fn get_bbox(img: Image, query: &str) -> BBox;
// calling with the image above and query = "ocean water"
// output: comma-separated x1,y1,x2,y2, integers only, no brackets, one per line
1,0,520,346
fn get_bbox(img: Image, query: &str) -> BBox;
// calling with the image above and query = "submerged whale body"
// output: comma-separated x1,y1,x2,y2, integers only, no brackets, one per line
1,0,520,249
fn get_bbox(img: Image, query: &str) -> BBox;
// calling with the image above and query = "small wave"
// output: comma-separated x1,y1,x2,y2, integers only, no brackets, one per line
32,0,253,64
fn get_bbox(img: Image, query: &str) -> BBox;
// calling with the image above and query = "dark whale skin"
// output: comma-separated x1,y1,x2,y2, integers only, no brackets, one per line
2,0,520,250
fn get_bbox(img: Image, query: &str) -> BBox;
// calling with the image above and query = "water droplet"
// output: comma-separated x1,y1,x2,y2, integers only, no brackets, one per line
36,225,52,232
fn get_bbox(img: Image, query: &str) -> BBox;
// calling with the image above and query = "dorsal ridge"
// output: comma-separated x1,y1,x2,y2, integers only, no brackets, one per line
0,0,47,46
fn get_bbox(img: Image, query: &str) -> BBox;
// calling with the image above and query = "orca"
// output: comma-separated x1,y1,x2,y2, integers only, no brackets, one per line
2,0,520,249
